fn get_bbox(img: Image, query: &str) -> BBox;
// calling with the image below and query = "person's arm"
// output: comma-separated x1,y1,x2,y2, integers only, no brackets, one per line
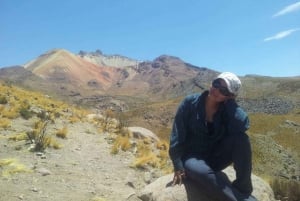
225,99,250,134
224,99,253,195
169,96,190,185
232,133,253,195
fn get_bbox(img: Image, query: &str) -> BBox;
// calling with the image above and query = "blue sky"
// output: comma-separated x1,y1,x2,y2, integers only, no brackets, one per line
1,0,299,77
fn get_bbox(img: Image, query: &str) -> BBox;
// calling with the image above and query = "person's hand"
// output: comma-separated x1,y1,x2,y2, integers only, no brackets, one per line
172,170,186,186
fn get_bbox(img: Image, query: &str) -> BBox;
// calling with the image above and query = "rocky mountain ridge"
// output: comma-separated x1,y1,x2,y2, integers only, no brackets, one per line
78,49,140,68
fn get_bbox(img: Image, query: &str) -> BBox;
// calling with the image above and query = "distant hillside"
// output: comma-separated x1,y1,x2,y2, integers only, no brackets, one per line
0,66,57,95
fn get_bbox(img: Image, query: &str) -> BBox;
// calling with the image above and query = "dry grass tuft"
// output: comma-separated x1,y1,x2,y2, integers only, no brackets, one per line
111,135,132,154
0,158,15,167
0,158,32,177
50,139,63,149
0,117,11,129
56,126,68,139
8,132,28,141
133,152,160,169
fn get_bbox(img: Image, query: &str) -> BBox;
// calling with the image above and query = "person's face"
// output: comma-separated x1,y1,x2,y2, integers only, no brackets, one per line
209,78,234,102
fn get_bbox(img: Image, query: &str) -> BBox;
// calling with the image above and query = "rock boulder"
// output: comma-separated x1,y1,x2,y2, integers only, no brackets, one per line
139,166,277,201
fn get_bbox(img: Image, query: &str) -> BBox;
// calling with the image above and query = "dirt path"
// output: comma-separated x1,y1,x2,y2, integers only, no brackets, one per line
0,120,151,201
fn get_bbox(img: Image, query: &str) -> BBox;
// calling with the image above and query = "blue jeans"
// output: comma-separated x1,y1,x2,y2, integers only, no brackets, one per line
183,133,257,201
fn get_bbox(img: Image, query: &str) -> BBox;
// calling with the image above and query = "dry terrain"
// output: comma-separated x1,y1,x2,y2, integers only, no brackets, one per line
0,117,162,201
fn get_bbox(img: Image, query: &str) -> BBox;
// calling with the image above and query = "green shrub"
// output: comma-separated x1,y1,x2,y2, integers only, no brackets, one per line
19,107,33,120
0,96,8,104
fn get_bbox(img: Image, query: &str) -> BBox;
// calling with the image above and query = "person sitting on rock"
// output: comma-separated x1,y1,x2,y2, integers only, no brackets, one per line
169,72,257,201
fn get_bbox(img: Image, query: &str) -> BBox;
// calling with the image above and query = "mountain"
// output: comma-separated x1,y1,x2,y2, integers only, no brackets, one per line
18,49,218,101
107,55,217,99
24,49,124,92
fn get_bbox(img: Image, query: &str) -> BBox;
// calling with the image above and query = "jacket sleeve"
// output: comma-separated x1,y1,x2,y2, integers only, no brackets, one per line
168,96,190,171
224,99,253,195
224,99,249,135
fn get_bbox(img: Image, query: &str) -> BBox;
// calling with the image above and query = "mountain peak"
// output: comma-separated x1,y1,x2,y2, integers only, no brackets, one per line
78,50,139,68
38,48,72,58
24,49,74,69
154,55,181,62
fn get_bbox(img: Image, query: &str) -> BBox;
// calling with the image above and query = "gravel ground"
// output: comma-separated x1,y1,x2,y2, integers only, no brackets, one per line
0,119,155,201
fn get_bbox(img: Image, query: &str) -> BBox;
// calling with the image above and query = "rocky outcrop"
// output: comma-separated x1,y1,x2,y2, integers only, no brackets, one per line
138,166,277,201
238,97,294,114
128,127,159,142
78,49,139,68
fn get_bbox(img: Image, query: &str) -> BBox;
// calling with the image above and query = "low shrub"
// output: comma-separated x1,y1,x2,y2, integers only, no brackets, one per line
19,107,33,120
111,135,131,154
133,153,159,169
0,96,8,104
0,118,11,129
27,120,51,151
56,126,68,139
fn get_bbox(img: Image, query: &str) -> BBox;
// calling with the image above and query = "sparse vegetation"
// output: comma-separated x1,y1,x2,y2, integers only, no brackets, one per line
19,106,33,119
1,73,299,200
249,112,300,201
270,178,300,201
0,83,85,152
27,120,51,151
56,126,68,139
103,109,115,132
0,96,8,104
96,108,171,172
0,158,31,177
0,117,11,129
133,152,159,169
111,135,132,154
8,132,28,141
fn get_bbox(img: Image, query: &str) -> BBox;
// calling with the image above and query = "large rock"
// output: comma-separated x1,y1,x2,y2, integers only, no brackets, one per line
138,166,277,201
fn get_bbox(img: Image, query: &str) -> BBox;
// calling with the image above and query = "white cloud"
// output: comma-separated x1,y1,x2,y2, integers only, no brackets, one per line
264,28,299,41
273,1,300,17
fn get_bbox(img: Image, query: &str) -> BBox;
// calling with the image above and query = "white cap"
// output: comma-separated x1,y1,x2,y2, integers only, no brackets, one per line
217,72,241,96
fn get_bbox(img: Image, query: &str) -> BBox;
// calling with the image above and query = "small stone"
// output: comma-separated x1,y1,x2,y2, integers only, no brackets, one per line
37,168,52,176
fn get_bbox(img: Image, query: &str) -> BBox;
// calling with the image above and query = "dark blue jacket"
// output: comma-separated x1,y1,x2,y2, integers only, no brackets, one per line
169,91,250,170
